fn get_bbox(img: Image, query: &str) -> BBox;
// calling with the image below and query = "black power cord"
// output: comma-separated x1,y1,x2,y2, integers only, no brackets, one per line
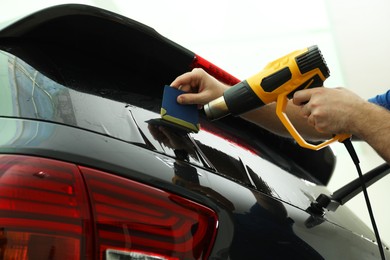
343,139,385,260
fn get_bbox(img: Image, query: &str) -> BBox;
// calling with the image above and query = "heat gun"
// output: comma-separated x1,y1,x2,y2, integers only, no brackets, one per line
204,45,350,150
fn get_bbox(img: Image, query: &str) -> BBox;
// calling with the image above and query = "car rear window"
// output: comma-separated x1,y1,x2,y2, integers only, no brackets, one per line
0,50,208,168
0,51,145,143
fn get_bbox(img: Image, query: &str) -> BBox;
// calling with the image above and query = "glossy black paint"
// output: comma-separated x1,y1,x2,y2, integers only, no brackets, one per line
0,116,385,259
0,4,389,259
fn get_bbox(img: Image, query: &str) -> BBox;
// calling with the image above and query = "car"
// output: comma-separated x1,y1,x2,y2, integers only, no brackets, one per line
0,4,389,260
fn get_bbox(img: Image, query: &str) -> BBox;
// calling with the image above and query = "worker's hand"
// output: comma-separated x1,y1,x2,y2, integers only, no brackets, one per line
293,87,366,135
170,68,229,108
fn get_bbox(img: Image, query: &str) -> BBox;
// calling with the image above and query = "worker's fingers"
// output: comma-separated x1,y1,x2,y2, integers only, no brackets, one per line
307,113,316,127
170,68,204,89
175,84,197,93
292,89,315,106
307,114,328,134
300,104,311,118
177,92,209,106
170,72,194,88
171,68,228,108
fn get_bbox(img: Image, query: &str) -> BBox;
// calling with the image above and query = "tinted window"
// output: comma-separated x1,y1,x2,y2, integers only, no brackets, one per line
0,50,206,168
0,51,147,144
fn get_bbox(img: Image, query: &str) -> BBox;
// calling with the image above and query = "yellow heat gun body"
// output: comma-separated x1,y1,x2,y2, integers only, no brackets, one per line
204,45,350,150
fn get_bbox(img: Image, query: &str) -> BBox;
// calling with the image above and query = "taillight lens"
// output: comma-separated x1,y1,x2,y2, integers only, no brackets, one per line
0,154,218,259
80,166,218,260
0,155,91,260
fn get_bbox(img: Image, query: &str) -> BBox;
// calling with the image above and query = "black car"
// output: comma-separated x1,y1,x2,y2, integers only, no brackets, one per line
0,4,389,260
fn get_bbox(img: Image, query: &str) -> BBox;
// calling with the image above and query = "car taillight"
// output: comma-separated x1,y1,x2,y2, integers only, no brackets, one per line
80,166,218,260
0,155,92,260
190,54,240,86
0,155,218,259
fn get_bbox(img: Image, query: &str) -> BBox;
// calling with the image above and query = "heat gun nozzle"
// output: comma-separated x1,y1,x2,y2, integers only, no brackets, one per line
204,96,230,120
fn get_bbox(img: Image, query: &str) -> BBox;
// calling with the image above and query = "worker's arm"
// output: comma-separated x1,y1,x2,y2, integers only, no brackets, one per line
171,68,390,163
246,87,390,164
292,87,390,163
240,100,330,141
350,102,390,163
171,68,324,139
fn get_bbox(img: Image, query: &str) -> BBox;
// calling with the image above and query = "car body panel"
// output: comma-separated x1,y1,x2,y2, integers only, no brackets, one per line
0,4,388,259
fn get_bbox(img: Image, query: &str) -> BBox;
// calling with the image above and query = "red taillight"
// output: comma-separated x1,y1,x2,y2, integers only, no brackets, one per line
0,155,218,259
80,166,218,260
190,55,240,86
0,155,91,260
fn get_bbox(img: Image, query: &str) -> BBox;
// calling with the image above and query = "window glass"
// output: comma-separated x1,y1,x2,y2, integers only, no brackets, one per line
0,50,206,168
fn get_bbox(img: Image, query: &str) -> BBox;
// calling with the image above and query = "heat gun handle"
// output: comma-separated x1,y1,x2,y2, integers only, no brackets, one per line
275,94,351,150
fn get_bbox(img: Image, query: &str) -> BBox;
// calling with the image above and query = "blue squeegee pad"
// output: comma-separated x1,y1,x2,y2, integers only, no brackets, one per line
161,85,200,132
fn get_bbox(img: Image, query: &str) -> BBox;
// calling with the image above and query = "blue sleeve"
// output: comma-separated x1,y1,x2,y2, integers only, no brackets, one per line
368,90,390,110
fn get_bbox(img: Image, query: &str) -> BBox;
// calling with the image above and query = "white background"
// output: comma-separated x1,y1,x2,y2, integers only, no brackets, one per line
1,0,389,244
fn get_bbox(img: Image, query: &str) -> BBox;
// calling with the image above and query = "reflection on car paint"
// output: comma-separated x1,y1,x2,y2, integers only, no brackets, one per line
130,106,205,167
